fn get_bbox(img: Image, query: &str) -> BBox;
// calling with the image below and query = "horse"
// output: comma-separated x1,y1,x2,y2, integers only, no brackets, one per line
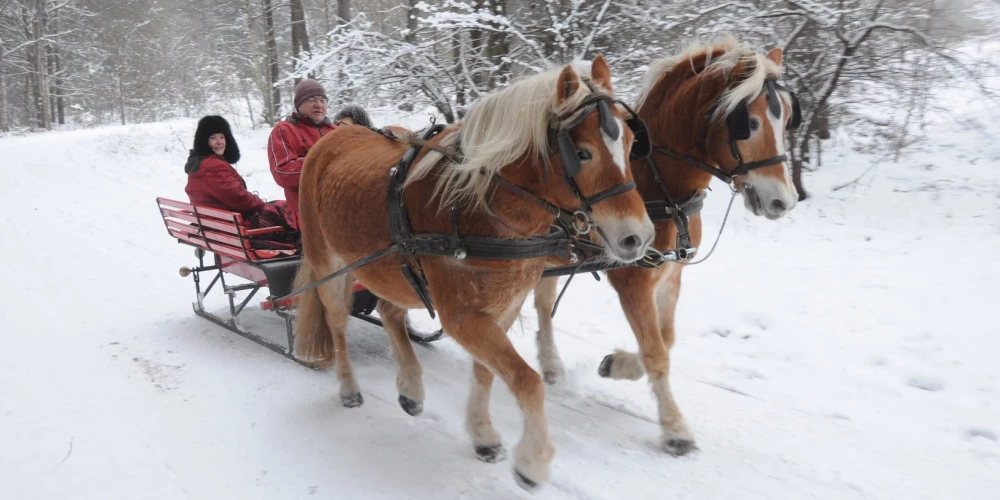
294,55,654,490
532,38,802,456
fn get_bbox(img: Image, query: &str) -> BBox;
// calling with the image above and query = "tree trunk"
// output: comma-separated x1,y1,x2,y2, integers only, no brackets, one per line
487,0,509,89
337,0,350,25
789,131,809,201
324,0,331,34
48,8,64,125
55,46,64,125
47,43,57,125
0,49,8,132
263,0,281,120
290,0,311,84
118,76,126,125
452,33,465,114
242,0,272,125
34,19,51,130
405,0,417,43
469,1,486,89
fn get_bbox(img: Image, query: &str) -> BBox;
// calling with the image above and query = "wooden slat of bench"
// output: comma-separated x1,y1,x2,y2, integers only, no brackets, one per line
168,228,212,251
156,198,195,215
244,226,284,236
159,197,297,263
202,227,251,251
195,205,247,222
164,219,201,239
161,207,241,235
168,228,248,261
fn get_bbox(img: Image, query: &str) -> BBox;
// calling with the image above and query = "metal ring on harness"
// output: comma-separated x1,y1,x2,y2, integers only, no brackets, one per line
571,210,593,235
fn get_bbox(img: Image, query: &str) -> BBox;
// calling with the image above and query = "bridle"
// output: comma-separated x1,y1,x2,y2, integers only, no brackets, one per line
637,77,801,256
652,77,802,186
494,79,649,239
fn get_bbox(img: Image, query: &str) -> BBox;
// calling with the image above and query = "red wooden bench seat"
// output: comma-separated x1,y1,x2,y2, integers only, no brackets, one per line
156,197,297,262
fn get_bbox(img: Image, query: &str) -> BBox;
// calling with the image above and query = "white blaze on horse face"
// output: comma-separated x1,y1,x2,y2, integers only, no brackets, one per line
603,117,628,176
771,95,798,203
746,94,798,219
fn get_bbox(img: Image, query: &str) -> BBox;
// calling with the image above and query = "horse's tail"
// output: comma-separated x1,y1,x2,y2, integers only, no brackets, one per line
293,260,334,368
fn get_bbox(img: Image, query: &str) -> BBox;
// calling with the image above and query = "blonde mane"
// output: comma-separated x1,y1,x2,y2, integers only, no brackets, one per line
407,61,600,211
635,35,783,121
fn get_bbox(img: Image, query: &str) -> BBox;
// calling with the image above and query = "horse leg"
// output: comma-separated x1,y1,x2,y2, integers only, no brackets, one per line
467,360,505,463
445,311,554,491
314,265,363,407
606,268,695,456
651,267,695,455
376,299,425,416
533,277,566,384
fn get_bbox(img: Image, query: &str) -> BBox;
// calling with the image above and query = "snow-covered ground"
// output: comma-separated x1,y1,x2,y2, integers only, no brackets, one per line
2,93,999,500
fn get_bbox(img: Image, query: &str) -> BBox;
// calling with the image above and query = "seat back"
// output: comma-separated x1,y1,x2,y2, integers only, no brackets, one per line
156,197,294,261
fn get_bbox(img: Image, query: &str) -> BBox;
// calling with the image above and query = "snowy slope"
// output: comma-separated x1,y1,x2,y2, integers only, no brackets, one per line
1,98,998,500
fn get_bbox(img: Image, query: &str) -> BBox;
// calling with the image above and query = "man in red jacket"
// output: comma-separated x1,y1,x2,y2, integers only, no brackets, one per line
267,79,337,229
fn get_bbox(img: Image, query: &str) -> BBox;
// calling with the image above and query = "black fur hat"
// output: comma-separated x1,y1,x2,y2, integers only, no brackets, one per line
192,115,240,164
333,105,373,128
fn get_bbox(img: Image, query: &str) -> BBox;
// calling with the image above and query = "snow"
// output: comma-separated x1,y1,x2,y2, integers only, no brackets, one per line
2,93,999,499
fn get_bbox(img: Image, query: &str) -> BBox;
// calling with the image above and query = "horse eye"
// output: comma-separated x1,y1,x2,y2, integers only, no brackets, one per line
577,149,592,161
750,118,761,131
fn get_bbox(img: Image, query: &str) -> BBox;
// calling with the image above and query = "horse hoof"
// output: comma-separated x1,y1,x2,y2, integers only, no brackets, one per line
513,469,539,491
475,444,506,463
340,392,364,408
398,395,423,416
598,354,614,378
664,438,697,457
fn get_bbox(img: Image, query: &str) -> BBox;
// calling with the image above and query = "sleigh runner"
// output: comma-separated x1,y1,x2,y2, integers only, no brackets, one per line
156,197,443,366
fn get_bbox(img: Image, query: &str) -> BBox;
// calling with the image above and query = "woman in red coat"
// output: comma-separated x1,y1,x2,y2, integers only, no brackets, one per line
185,116,298,248
184,115,266,218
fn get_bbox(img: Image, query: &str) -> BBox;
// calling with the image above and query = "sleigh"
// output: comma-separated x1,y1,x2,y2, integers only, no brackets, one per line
156,197,443,365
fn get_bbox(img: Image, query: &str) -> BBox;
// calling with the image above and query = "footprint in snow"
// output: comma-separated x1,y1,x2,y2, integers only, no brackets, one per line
965,427,998,442
906,375,944,392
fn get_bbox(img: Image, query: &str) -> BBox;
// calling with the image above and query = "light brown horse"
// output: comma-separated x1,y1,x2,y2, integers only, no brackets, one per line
294,55,653,490
533,38,800,456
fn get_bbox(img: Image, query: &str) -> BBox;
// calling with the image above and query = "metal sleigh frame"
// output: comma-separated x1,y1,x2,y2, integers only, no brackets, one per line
157,196,443,367
183,248,444,366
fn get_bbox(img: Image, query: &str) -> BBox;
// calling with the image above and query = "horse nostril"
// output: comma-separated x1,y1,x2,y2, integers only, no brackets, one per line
770,199,787,212
619,235,641,250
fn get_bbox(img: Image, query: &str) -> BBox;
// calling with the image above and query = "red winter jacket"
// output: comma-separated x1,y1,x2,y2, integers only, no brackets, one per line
267,113,337,226
185,154,266,218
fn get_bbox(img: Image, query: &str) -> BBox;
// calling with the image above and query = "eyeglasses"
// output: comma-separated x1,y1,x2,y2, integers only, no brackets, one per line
304,96,328,105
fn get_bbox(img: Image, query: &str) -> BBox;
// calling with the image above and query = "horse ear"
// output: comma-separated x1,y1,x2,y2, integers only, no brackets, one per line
766,47,784,67
590,54,613,93
557,65,581,104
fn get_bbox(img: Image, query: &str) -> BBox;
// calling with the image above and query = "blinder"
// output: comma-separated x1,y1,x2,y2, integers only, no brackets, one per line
620,100,651,161
727,79,802,142
765,78,801,131
727,104,752,141
556,129,582,177
553,96,651,177
788,90,802,130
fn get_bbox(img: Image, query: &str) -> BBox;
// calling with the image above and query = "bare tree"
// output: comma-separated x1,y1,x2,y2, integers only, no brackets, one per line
290,0,311,85
263,0,280,122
